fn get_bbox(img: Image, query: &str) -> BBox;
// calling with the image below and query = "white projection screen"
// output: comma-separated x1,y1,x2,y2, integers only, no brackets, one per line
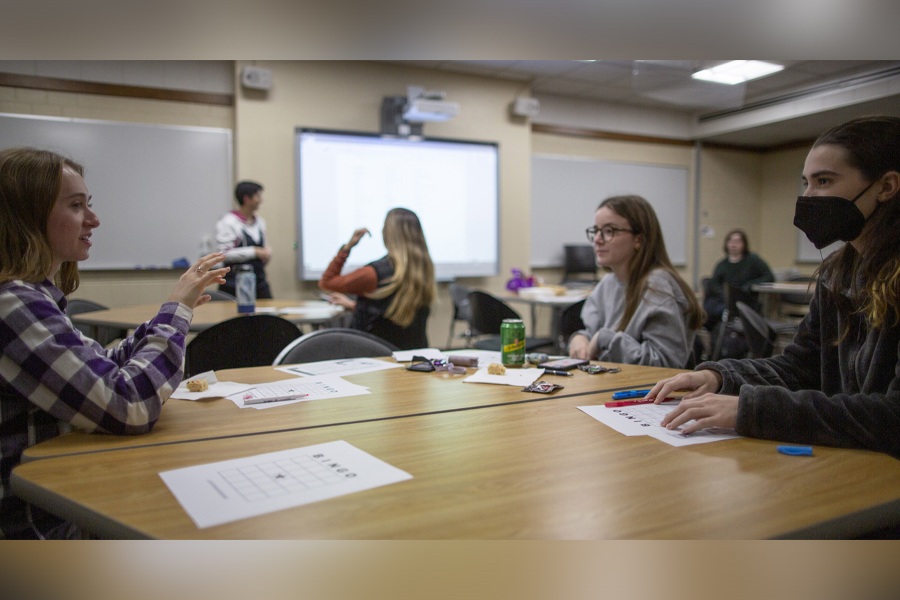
295,129,499,281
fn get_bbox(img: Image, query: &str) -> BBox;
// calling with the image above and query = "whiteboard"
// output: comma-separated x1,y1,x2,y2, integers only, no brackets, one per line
0,113,233,270
531,154,688,268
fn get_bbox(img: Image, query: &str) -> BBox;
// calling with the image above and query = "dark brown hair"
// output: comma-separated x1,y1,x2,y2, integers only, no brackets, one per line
722,228,749,257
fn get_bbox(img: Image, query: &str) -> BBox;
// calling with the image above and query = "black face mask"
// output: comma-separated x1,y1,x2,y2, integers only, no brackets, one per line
793,182,874,249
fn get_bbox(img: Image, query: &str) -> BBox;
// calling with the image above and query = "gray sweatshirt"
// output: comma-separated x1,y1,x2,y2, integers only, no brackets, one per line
571,269,694,368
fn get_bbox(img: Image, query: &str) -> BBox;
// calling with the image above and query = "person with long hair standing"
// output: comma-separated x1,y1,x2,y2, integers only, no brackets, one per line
319,208,435,350
569,195,704,368
0,148,228,538
648,116,900,459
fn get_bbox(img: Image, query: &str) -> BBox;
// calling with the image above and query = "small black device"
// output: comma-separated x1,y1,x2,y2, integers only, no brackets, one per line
537,358,589,371
406,356,436,372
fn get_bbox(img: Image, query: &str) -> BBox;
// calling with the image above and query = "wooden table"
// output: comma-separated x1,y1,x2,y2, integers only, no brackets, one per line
13,383,900,539
22,362,681,461
69,299,345,334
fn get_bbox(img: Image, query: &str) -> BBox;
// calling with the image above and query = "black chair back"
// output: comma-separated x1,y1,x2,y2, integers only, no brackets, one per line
185,314,302,377
206,289,237,302
447,282,472,348
65,298,128,347
467,291,553,352
273,328,399,365
735,301,777,359
557,299,586,350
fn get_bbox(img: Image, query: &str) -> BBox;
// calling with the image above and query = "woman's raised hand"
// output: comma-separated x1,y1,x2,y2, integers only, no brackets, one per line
167,253,230,309
344,228,371,251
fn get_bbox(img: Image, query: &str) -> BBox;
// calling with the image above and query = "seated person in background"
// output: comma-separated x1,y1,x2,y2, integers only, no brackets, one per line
648,116,900,459
703,228,774,329
319,208,435,350
215,180,273,299
0,148,228,538
569,195,704,368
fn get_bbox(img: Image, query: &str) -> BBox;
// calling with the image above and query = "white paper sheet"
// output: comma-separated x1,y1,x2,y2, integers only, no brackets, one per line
159,440,412,529
169,371,255,401
577,403,741,447
274,357,403,377
391,348,443,362
463,367,544,387
227,375,371,409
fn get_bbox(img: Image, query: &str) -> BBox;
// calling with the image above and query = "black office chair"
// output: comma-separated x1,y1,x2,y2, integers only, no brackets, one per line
710,283,748,360
65,298,128,347
466,291,554,352
446,282,472,349
557,299,586,353
735,301,777,359
561,245,598,285
184,314,302,377
273,328,399,365
205,289,237,302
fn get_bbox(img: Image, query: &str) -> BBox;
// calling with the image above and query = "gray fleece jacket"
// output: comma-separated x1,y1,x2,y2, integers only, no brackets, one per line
699,277,900,459
571,269,694,368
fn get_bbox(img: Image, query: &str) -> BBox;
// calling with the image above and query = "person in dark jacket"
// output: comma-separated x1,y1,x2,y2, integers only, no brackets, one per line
647,116,900,459
703,229,774,329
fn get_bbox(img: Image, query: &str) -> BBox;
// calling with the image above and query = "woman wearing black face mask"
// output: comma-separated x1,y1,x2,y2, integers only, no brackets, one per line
645,116,900,459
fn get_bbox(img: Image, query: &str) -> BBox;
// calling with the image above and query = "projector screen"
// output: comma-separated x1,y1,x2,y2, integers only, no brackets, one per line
295,128,499,281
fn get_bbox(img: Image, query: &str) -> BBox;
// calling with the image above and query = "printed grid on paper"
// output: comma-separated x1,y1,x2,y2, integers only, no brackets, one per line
219,455,346,502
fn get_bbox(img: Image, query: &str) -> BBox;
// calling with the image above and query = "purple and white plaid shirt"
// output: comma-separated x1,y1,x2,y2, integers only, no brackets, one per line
0,279,191,538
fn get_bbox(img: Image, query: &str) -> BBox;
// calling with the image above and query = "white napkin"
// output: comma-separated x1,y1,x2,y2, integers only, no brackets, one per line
170,370,255,401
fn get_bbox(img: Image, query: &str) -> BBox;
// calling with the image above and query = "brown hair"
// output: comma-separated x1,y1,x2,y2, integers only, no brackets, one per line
812,116,900,337
0,147,84,294
722,228,749,257
367,208,436,327
597,195,704,332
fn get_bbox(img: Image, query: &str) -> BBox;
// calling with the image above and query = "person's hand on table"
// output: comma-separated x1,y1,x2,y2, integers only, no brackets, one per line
342,228,370,253
326,292,356,311
645,369,735,434
569,334,592,359
168,253,230,309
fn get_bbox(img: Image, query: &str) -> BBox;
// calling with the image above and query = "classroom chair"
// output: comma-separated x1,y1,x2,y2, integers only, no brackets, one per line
561,245,598,285
556,298,586,354
184,314,302,377
65,298,128,348
446,282,472,349
466,291,553,353
735,301,778,359
273,328,399,365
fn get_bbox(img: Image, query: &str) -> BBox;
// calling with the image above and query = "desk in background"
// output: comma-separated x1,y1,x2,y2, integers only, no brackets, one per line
69,299,345,335
751,282,815,320
505,289,590,352
11,361,900,539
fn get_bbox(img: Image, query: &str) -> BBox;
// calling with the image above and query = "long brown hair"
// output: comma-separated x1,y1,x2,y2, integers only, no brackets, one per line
598,195,704,332
813,116,900,336
367,208,436,327
0,148,83,294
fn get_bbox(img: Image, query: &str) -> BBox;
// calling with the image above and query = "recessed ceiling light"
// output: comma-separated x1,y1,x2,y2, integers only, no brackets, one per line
691,61,784,85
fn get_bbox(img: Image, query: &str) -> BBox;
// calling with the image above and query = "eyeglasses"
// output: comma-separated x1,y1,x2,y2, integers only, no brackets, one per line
586,225,635,243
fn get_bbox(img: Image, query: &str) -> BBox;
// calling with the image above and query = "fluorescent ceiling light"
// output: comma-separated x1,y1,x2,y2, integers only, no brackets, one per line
691,61,784,85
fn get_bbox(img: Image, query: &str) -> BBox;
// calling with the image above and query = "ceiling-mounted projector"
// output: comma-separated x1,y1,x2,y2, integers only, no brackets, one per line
402,85,459,122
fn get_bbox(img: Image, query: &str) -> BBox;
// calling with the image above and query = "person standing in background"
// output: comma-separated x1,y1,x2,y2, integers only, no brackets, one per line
215,180,272,299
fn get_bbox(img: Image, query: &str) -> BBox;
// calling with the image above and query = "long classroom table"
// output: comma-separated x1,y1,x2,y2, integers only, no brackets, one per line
12,361,900,539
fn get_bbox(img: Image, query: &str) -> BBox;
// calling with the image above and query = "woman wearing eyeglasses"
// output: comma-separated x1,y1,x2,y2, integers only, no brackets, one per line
568,195,704,368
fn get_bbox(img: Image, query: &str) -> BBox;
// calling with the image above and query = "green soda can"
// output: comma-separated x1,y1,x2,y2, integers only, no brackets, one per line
501,318,526,367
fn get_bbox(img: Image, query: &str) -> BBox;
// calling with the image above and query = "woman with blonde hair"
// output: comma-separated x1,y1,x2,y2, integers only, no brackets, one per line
320,208,435,350
569,195,704,368
649,116,900,459
0,147,228,538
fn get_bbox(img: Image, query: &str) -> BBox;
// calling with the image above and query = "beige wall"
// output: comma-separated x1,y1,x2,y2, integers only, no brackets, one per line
233,61,533,346
760,146,817,276
0,84,235,307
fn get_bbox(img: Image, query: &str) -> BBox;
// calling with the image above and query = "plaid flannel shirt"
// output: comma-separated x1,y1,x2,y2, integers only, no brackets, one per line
0,279,191,538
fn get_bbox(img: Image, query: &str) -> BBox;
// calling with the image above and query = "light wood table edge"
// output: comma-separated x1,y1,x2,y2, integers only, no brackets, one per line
773,498,900,539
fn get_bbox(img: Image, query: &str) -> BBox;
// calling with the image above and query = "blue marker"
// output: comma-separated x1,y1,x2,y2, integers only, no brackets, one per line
777,445,813,457
611,389,652,400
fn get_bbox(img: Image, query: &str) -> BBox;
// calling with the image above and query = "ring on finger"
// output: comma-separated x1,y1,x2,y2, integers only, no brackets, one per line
196,267,205,274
